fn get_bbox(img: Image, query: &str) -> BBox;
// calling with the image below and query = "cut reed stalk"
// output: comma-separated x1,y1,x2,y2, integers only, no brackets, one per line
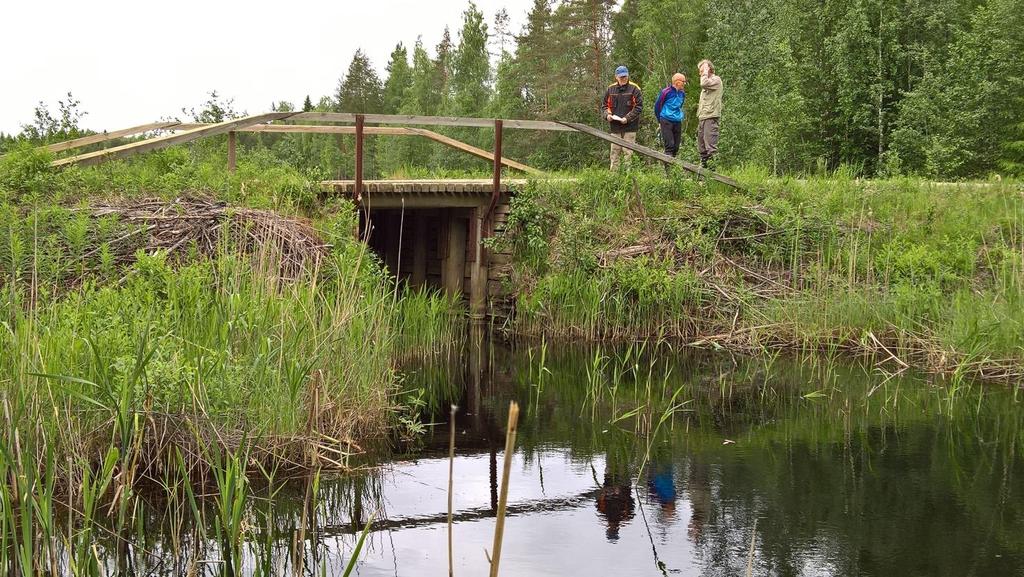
448,403,457,577
489,401,520,577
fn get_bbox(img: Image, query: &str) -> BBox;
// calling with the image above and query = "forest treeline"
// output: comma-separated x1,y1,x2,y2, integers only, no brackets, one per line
3,0,1022,179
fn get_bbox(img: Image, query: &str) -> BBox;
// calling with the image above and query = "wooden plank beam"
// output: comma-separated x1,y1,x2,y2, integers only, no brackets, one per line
557,121,742,189
51,113,297,168
407,128,540,175
175,123,540,173
287,112,575,132
351,195,490,209
232,124,417,135
42,121,181,153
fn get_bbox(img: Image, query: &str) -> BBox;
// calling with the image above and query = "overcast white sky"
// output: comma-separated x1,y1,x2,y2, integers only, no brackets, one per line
1,0,532,135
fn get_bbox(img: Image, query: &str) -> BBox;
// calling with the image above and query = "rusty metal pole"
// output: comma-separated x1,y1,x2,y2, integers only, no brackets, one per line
355,114,365,200
227,131,236,172
487,119,504,233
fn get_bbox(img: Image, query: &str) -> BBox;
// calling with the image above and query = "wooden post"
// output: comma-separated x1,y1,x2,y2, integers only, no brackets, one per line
354,114,365,200
442,210,466,297
227,131,236,172
412,213,428,287
469,206,488,320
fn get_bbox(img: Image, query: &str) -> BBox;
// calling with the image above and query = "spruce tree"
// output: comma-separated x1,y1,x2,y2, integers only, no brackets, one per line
335,49,384,177
393,38,441,171
435,27,455,110
379,43,413,175
441,2,493,168
335,49,384,114
449,2,491,117
383,43,412,114
515,0,556,117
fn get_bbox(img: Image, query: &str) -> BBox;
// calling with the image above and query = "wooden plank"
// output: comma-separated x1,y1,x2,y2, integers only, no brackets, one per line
238,124,416,135
352,196,489,209
166,123,206,131
52,113,296,168
407,128,540,174
287,112,575,132
557,121,742,189
43,121,182,153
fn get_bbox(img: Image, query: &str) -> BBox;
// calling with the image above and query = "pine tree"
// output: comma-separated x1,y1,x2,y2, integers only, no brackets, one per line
302,95,314,112
493,8,513,56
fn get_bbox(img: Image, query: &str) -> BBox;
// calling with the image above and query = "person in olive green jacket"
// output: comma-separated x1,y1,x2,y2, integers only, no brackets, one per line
696,59,723,169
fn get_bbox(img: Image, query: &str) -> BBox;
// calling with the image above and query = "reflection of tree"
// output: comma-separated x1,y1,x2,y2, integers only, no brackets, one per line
685,460,710,544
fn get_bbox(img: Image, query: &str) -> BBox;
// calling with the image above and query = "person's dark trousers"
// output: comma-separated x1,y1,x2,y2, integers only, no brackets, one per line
658,118,682,157
697,117,720,166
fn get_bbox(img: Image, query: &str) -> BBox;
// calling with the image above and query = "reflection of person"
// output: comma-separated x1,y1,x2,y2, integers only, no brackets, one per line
686,460,712,542
596,467,635,541
696,59,723,169
646,462,678,524
603,65,644,170
654,73,687,158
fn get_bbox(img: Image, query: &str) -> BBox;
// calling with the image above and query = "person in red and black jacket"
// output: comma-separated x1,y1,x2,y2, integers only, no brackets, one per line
603,65,643,170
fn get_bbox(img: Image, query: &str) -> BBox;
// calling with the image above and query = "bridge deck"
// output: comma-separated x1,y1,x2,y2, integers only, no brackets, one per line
321,179,529,208
321,178,528,195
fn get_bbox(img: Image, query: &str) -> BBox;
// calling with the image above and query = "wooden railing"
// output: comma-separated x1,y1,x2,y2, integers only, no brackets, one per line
38,112,741,190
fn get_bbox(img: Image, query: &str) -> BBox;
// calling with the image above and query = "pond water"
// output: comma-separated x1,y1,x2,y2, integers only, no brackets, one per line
81,338,1024,576
294,339,1024,577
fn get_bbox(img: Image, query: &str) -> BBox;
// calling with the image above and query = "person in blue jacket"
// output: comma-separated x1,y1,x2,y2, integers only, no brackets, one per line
653,73,687,157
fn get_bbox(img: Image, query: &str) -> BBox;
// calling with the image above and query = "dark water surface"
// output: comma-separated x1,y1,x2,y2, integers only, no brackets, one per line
305,340,1024,577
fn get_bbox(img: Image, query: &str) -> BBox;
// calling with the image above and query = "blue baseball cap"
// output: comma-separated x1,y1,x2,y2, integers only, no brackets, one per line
615,65,629,77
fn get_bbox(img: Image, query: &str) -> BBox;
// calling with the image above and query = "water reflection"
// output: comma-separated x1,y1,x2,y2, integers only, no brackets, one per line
374,336,1024,576
72,334,1024,576
596,460,635,541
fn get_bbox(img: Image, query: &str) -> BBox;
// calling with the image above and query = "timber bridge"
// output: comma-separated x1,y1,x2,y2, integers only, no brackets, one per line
40,111,739,318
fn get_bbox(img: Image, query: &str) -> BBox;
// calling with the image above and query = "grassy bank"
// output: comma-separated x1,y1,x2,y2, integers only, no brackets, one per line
494,168,1024,379
0,144,469,574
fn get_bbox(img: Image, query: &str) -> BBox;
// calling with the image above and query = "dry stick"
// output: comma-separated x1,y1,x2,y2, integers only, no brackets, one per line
867,331,910,369
448,404,458,577
488,401,520,577
745,517,758,577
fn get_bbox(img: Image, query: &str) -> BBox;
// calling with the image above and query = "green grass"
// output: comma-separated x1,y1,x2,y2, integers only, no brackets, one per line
495,168,1024,375
0,143,467,575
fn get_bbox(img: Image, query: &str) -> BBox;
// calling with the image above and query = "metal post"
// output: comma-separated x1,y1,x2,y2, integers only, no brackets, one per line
355,114,365,200
227,131,236,172
486,119,504,233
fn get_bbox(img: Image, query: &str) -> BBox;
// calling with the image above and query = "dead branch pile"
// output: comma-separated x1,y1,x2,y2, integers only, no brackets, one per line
90,197,329,278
